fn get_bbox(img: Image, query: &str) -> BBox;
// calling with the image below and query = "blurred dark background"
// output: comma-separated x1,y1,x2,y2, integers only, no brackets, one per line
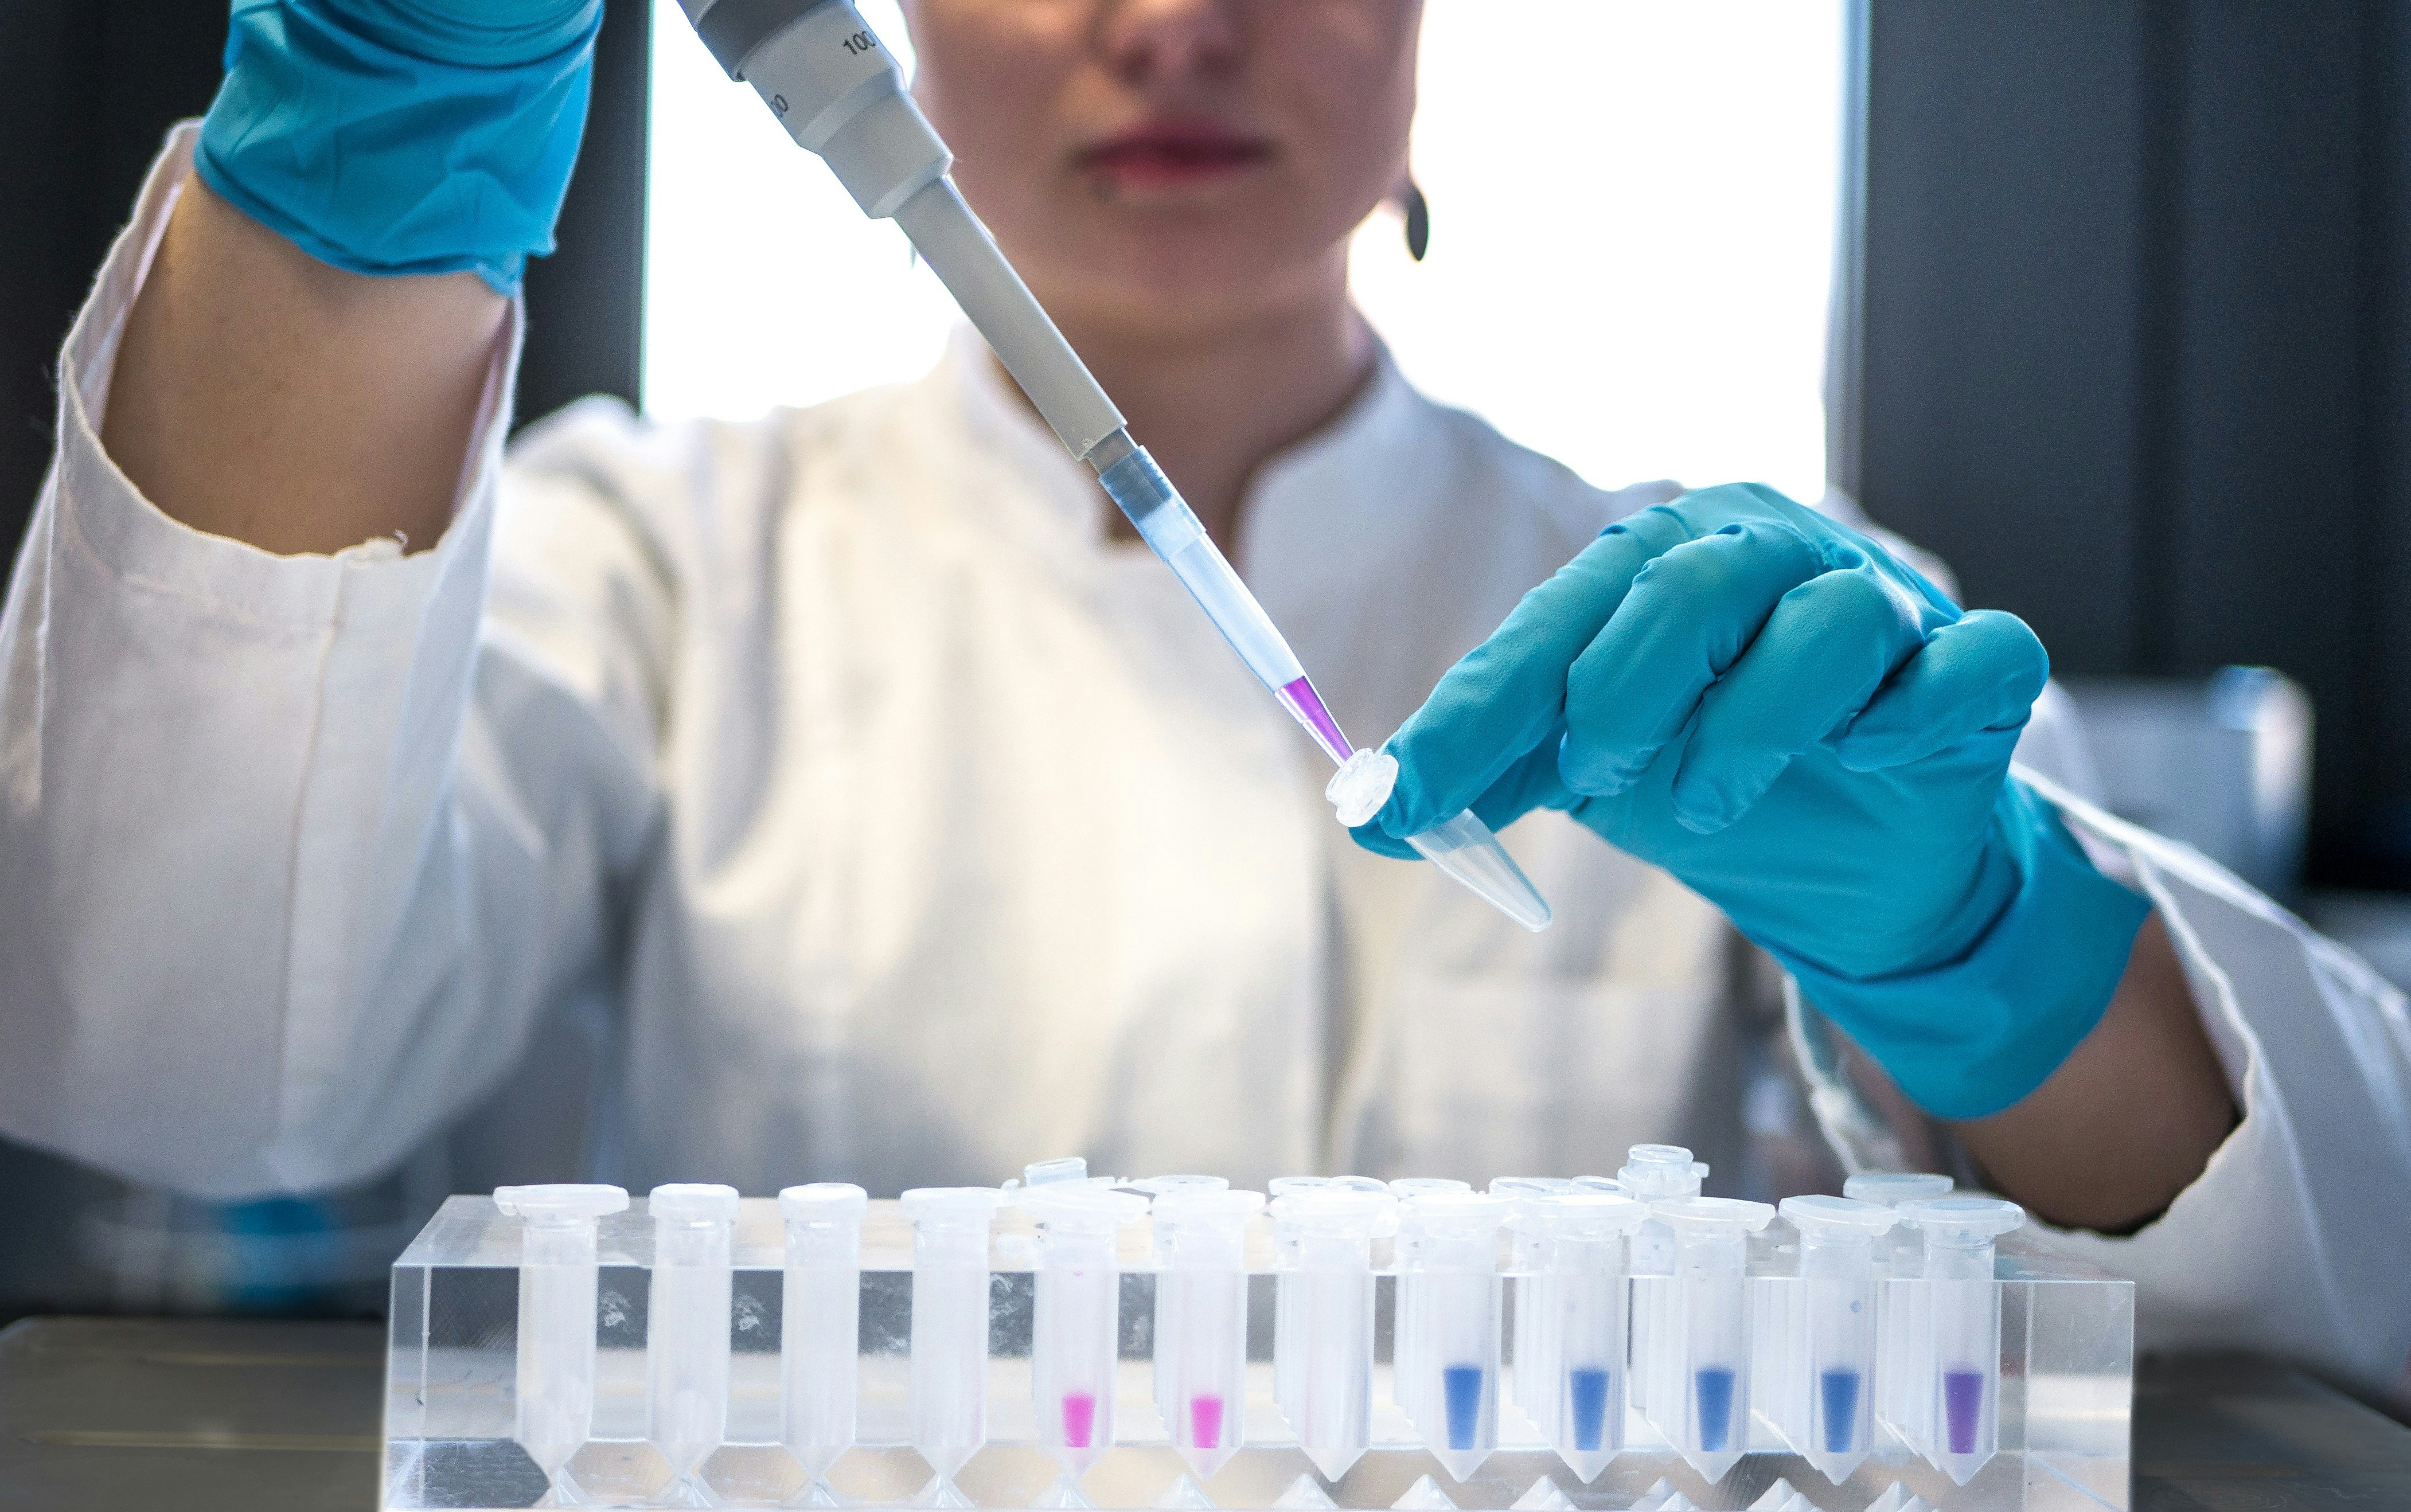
0,0,2405,1322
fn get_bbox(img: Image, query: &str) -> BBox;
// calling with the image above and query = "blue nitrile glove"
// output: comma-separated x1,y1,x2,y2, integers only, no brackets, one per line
1353,482,2151,1120
196,0,603,294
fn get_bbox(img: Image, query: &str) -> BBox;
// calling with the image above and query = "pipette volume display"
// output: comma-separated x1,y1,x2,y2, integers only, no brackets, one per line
674,0,1551,934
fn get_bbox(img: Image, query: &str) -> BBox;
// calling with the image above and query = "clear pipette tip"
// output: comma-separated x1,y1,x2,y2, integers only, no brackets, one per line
1325,748,1552,932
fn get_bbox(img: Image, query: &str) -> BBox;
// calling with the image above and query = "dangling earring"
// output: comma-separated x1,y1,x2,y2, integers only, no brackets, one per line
1401,177,1430,262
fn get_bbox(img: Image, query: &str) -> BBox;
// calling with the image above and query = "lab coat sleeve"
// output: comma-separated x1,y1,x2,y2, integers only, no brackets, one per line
1795,770,2411,1404
0,124,666,1198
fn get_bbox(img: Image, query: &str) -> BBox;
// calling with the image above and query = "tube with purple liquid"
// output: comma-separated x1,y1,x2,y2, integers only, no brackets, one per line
1895,1197,2026,1486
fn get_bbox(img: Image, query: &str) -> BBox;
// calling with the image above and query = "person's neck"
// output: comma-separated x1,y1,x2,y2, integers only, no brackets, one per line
1001,267,1376,555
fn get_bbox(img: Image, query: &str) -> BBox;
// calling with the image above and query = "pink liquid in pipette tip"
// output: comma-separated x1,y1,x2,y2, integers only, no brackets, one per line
1188,1393,1226,1449
1277,676,1353,764
1061,1392,1098,1450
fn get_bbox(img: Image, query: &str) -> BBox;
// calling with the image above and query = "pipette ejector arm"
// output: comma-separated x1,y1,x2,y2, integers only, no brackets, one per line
675,0,1127,459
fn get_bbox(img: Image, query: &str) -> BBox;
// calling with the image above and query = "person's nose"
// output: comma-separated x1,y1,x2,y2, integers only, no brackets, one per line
1095,0,1242,85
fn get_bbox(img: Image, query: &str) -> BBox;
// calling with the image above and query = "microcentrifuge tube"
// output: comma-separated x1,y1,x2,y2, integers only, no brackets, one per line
1152,1188,1265,1483
1513,1191,1648,1482
778,1183,868,1490
1020,1184,1148,1482
1141,1175,1236,1415
1840,1173,1952,1445
1616,1146,1707,1424
646,1184,740,1498
1894,1197,2024,1484
1395,1193,1508,1482
1487,1178,1575,1428
1644,1197,1774,1484
494,1183,628,1502
1269,1188,1398,1482
1387,1178,1472,1448
1269,1178,1387,1431
903,1187,1005,1491
1776,1196,1897,1484
1325,749,1552,932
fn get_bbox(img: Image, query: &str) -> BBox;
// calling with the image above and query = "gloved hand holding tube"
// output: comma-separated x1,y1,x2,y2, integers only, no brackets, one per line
1352,482,2153,1120
196,0,604,294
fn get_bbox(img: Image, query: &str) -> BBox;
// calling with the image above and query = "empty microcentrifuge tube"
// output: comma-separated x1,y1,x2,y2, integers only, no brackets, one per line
1324,746,1552,931
903,1187,1005,1491
646,1183,741,1497
1841,1174,1954,1279
1152,1188,1266,1483
778,1183,868,1490
1269,1188,1398,1481
1488,1178,1575,1427
1020,1184,1149,1481
1395,1192,1509,1481
1645,1197,1774,1483
1776,1196,1897,1484
1512,1192,1648,1483
1894,1197,2024,1484
1388,1178,1473,1446
1617,1146,1707,1423
1270,1178,1387,1428
494,1184,628,1501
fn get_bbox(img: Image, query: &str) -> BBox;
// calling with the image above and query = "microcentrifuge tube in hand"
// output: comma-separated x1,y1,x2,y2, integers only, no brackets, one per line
1328,749,1552,932
1020,1184,1148,1482
779,1184,868,1489
1269,1188,1398,1482
904,1187,1005,1494
494,1184,628,1504
1776,1196,1897,1484
1152,1188,1265,1483
1644,1197,1774,1484
1395,1193,1508,1482
1513,1191,1648,1483
646,1184,741,1499
1895,1197,2025,1485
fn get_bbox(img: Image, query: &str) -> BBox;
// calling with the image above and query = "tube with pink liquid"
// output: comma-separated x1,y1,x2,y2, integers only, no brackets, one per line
1152,1187,1265,1484
1020,1185,1148,1488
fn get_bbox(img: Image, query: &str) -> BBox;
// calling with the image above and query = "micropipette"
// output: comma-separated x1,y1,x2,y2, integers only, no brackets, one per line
1512,1191,1649,1482
1019,1184,1149,1487
672,0,1551,933
1894,1197,2025,1484
778,1183,869,1495
494,1183,628,1503
646,1183,742,1501
1269,1188,1398,1482
1152,1188,1266,1483
1394,1192,1509,1482
1774,1195,1897,1485
903,1187,1005,1502
1643,1196,1774,1484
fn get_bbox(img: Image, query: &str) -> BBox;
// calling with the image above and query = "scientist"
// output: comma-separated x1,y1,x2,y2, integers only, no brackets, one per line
1,0,2405,1404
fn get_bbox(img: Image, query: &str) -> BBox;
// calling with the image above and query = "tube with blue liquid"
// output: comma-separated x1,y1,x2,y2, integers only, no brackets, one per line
1775,1195,1897,1485
1512,1191,1649,1483
1643,1197,1773,1484
1393,1193,1507,1482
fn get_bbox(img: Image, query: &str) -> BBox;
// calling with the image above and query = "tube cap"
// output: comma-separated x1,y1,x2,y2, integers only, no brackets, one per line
1520,1191,1651,1239
1895,1196,2026,1244
494,1184,627,1222
649,1183,740,1224
1780,1194,1898,1242
1618,1144,1710,1198
778,1182,868,1227
1652,1196,1776,1237
1842,1173,1954,1208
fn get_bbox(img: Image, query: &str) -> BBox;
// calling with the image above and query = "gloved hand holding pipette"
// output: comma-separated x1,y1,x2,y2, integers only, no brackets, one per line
1353,482,2152,1121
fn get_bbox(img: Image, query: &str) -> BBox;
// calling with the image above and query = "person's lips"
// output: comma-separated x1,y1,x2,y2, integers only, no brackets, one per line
1076,119,1275,190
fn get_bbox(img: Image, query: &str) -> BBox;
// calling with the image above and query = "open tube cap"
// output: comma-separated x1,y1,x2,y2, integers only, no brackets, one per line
1268,1175,1388,1197
1618,1145,1710,1198
494,1184,627,1223
1017,1183,1149,1231
1780,1194,1898,1243
649,1183,740,1224
1843,1173,1955,1208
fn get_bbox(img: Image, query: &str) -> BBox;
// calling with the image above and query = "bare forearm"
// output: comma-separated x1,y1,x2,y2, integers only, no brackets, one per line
1953,913,2236,1232
101,171,507,557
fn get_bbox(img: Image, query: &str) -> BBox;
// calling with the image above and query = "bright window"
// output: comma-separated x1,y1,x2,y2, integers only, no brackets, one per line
645,0,1845,502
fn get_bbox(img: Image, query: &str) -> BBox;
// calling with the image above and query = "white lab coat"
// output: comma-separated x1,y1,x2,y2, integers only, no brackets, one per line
5,126,2408,1405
